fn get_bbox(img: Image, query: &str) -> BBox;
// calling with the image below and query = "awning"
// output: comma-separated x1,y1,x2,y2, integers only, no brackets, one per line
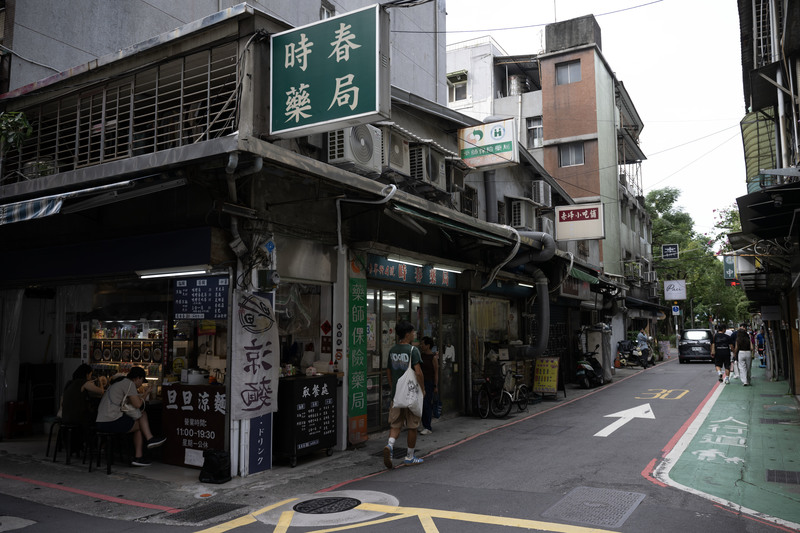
0,197,62,225
391,204,514,245
569,267,599,284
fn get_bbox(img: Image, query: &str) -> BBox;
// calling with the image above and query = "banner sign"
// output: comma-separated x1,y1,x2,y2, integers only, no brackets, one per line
555,203,605,241
366,254,457,288
270,5,390,137
662,244,679,260
458,119,518,169
348,277,368,444
231,290,280,420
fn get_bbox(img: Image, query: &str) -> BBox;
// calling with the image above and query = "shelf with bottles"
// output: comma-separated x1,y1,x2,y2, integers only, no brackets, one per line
91,319,165,340
90,362,163,401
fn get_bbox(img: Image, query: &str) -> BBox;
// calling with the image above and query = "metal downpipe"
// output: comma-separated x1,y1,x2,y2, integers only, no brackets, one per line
225,153,263,254
525,266,550,357
507,231,556,267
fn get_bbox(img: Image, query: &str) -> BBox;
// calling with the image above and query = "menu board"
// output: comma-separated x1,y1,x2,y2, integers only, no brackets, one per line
174,275,229,319
532,357,560,395
274,374,337,464
161,383,227,468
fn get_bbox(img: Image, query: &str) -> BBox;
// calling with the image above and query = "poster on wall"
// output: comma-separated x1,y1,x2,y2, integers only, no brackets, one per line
231,290,280,420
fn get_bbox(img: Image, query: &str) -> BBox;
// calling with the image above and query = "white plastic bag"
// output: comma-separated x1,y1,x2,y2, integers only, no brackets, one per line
393,364,423,417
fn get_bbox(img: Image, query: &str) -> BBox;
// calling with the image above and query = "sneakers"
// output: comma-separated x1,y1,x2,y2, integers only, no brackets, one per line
419,428,432,435
404,455,424,466
724,377,730,384
383,444,393,469
146,436,166,449
718,374,723,382
131,457,151,467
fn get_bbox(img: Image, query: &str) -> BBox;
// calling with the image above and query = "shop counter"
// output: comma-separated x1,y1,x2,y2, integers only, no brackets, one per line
161,383,227,468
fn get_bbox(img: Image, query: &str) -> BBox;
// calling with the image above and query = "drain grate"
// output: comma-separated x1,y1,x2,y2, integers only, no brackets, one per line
760,394,784,397
542,486,645,528
294,497,361,514
760,418,794,424
169,502,246,523
766,469,800,485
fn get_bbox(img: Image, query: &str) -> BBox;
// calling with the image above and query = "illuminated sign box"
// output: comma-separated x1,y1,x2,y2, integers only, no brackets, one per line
555,202,605,241
270,5,391,137
458,119,518,169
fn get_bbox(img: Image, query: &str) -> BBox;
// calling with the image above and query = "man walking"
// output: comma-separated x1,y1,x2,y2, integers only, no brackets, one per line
384,321,425,468
711,324,733,384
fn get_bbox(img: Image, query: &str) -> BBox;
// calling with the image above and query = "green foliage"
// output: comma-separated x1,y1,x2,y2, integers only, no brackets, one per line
708,205,741,254
646,188,749,332
0,111,33,154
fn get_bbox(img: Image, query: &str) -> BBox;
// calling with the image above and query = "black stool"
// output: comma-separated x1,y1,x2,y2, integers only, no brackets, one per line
91,431,127,474
45,417,62,458
52,422,86,465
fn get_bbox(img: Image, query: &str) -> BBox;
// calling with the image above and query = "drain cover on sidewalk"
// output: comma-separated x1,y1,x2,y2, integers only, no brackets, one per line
169,502,246,523
542,486,645,528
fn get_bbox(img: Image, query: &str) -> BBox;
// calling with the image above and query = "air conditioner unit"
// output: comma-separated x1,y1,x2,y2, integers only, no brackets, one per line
531,181,552,207
380,128,411,176
409,145,447,190
327,125,382,176
648,286,658,298
644,271,658,283
511,200,536,230
535,216,555,235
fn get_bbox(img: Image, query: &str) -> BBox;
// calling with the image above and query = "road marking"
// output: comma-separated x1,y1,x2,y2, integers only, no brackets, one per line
594,403,655,437
194,498,297,533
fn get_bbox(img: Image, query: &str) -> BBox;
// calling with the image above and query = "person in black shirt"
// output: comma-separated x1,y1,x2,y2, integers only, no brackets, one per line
711,324,733,384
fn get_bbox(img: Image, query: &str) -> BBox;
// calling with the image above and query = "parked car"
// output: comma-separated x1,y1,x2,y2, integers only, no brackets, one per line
678,329,713,363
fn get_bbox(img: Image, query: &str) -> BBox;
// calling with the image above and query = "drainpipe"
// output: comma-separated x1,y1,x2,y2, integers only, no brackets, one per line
225,152,264,255
507,230,557,266
523,266,550,357
484,170,497,223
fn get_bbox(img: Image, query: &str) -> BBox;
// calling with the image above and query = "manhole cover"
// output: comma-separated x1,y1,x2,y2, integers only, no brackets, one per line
294,497,361,514
542,486,645,528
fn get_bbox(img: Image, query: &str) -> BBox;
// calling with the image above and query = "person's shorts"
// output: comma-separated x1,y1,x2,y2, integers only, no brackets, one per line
388,403,421,430
714,353,731,369
96,416,135,434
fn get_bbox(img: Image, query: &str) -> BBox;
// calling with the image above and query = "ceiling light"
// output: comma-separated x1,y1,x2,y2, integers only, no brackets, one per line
136,265,211,279
386,255,425,268
434,265,463,274
518,283,534,288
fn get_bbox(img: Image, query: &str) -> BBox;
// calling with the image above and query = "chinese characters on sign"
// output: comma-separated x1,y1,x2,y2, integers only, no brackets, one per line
532,357,560,395
232,290,279,420
173,276,229,320
662,244,679,260
365,255,457,288
293,377,336,451
554,203,605,241
458,119,518,169
348,278,368,444
270,5,390,137
162,384,226,467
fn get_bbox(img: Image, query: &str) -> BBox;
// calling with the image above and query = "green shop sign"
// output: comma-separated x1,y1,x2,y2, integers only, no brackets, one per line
270,5,390,137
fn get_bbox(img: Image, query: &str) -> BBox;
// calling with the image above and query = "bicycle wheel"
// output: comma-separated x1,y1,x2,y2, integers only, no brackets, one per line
516,385,529,411
490,391,512,418
476,387,490,419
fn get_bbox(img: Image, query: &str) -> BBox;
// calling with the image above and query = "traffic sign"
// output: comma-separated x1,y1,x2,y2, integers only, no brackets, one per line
672,305,680,315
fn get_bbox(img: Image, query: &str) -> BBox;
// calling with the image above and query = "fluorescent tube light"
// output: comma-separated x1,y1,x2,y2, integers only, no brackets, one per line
518,283,534,288
136,265,211,279
386,255,425,268
434,265,463,274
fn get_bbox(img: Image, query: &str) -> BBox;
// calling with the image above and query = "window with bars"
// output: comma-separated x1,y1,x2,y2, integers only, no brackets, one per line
2,40,239,184
461,184,478,217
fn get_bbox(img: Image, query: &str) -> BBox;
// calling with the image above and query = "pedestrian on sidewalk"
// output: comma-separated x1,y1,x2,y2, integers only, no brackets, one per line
711,324,733,384
418,336,439,435
636,327,650,368
734,323,753,386
383,321,425,468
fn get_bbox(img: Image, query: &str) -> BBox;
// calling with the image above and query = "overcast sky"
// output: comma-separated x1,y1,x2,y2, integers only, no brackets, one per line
444,0,745,242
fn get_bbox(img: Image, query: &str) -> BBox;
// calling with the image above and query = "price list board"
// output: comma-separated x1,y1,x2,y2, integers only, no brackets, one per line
161,384,227,468
274,374,337,466
174,276,229,319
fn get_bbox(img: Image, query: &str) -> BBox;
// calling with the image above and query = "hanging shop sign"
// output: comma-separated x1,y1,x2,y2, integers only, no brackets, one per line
348,277,368,444
231,290,280,420
662,244,679,260
270,4,390,137
366,254,457,288
555,203,605,241
458,118,518,169
664,280,687,300
173,275,229,319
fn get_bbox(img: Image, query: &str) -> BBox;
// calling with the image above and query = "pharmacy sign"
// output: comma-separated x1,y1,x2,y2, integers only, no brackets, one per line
270,5,390,137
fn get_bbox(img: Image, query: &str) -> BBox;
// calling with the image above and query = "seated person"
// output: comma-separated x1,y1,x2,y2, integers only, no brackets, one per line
60,363,105,454
95,366,165,467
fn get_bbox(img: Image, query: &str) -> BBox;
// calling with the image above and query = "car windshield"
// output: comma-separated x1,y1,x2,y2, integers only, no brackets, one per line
684,330,710,341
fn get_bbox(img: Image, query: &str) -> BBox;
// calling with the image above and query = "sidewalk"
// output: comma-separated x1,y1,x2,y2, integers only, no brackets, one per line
654,362,800,531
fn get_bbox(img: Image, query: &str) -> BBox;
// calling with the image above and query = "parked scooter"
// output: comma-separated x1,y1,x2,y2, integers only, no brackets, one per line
576,344,605,389
617,340,649,368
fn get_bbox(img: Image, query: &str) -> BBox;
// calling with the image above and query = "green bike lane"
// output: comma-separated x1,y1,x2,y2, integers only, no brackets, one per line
652,364,800,531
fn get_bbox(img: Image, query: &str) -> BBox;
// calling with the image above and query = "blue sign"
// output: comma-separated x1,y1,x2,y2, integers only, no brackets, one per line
662,244,679,260
366,254,457,288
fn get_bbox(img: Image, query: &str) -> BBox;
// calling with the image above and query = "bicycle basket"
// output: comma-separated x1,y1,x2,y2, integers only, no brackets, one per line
503,371,515,392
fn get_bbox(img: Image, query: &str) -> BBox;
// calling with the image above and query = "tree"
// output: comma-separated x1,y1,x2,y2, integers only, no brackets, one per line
708,204,741,254
0,111,33,179
645,188,749,331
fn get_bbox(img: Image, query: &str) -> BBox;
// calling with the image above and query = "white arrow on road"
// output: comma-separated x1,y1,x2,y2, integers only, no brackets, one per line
594,403,655,437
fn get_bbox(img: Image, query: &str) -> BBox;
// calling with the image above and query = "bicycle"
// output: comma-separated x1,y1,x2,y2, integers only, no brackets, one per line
475,369,529,418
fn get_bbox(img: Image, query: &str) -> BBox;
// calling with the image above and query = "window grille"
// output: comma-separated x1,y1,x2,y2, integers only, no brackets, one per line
2,41,239,185
461,184,478,217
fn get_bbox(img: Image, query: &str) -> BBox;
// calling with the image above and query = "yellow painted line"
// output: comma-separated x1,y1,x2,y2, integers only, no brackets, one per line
274,510,295,533
355,503,619,533
194,498,298,533
418,513,440,532
308,513,414,532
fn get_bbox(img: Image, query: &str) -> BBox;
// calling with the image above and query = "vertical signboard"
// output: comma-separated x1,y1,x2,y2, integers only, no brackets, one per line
348,278,368,444
532,357,560,396
162,383,227,468
270,5,390,137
